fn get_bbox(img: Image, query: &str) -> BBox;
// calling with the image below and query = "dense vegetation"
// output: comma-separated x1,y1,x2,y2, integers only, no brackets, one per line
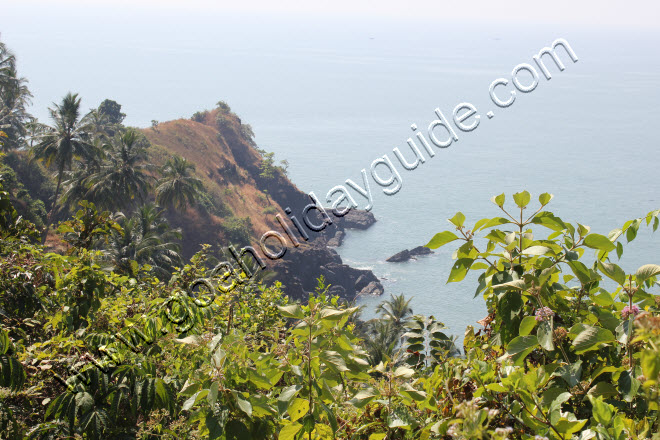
2,37,660,440
1,184,659,439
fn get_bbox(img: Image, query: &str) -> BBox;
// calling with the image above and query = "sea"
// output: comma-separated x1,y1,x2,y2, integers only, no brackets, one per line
2,6,660,344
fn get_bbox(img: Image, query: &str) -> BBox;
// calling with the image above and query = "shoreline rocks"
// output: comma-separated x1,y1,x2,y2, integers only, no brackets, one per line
386,245,433,263
271,242,384,302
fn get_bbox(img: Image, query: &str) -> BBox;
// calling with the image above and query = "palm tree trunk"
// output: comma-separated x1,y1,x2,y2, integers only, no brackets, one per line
42,169,63,244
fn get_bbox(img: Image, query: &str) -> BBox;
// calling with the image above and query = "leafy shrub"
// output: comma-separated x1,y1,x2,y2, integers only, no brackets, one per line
1,191,659,440
221,215,252,246
191,110,209,123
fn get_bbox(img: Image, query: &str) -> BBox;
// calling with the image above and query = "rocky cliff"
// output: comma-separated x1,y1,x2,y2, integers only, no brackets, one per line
141,105,383,302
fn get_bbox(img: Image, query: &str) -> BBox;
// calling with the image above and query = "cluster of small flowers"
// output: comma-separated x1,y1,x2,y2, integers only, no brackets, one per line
621,304,640,319
553,326,568,341
535,436,549,440
494,427,514,436
535,307,555,322
488,408,500,418
446,424,459,438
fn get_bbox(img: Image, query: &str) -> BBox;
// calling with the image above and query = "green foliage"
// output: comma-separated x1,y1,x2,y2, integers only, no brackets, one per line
97,99,125,126
30,92,98,242
2,185,660,439
424,191,660,438
216,101,231,113
79,129,154,212
156,155,206,212
221,216,252,246
0,154,48,227
0,39,32,152
255,148,287,181
57,201,121,251
191,110,209,123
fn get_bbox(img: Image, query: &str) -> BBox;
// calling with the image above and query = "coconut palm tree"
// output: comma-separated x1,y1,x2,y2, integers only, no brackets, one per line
358,294,414,365
155,155,204,211
361,319,400,366
375,293,414,329
0,39,31,152
31,92,96,242
83,129,153,211
104,203,182,279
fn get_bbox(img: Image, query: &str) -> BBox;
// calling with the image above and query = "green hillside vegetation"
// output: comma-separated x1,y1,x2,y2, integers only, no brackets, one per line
1,185,660,439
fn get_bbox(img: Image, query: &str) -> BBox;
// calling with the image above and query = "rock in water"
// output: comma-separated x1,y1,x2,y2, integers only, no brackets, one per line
341,209,376,229
386,249,412,262
386,246,433,262
409,246,432,256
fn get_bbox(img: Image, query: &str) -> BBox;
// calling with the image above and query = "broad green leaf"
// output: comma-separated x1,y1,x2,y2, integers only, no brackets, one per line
486,383,507,393
531,211,566,231
555,417,587,435
598,261,626,285
288,398,309,422
506,335,539,365
478,217,511,230
513,191,531,208
278,385,301,403
393,366,414,378
447,258,474,283
425,231,459,249
301,414,315,433
212,348,226,369
583,234,616,252
539,192,554,206
232,391,252,417
640,350,660,380
589,396,613,426
277,305,305,319
493,279,527,291
491,193,505,207
182,390,208,411
349,390,376,408
587,382,618,398
320,351,349,372
567,261,594,285
577,223,591,237
617,370,640,402
399,383,427,401
208,381,219,406
279,423,302,440
537,321,555,351
616,242,624,259
519,316,537,336
572,326,615,354
636,264,660,283
556,361,582,387
522,245,551,256
448,212,466,228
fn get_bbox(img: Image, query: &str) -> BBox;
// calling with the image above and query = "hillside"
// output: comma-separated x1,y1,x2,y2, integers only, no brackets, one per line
141,105,383,301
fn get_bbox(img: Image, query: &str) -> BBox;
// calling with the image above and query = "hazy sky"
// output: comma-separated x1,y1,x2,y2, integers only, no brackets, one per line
7,0,658,29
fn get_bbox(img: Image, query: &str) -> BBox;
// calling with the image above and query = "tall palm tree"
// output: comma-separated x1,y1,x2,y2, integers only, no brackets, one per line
155,155,204,211
0,39,32,152
375,293,414,330
104,203,182,279
59,138,104,210
83,129,153,211
31,92,95,242
361,319,400,366
357,294,414,365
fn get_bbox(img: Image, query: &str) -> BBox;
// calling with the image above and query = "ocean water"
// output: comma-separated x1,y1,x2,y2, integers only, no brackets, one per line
2,7,660,341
